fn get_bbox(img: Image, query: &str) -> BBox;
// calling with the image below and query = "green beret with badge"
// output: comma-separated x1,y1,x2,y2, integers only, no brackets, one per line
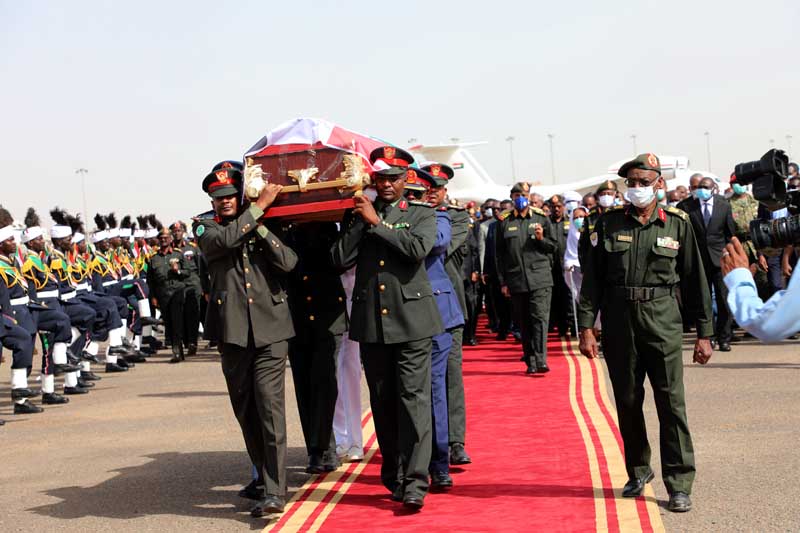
618,153,662,177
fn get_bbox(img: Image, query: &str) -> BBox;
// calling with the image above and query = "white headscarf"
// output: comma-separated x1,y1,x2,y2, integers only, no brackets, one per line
563,206,589,270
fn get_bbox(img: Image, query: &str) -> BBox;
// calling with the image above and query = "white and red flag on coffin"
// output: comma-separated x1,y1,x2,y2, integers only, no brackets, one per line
244,117,390,171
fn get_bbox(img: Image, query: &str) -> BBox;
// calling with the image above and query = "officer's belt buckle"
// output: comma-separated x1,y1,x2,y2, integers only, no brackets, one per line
626,287,656,301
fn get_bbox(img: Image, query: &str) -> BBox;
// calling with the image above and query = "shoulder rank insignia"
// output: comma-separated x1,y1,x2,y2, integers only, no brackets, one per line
498,209,512,221
530,207,546,216
447,204,465,211
409,200,433,208
665,206,689,220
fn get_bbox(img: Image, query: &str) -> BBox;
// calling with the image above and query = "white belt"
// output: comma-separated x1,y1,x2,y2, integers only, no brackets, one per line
37,289,59,299
61,291,77,301
10,296,29,306
122,274,135,281
102,280,118,287
76,282,90,292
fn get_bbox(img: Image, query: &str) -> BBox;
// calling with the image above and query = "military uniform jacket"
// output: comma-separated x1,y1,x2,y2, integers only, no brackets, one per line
286,222,348,337
426,209,464,331
331,199,443,344
0,254,36,334
552,217,570,260
148,249,191,303
444,206,470,317
495,208,557,293
178,242,204,291
576,205,714,337
194,204,298,349
578,208,605,269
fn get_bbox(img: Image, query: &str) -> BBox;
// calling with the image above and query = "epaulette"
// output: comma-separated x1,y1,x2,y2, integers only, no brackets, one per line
446,204,465,211
409,201,433,208
192,210,216,221
498,209,513,221
604,205,625,214
530,206,546,216
589,207,598,216
665,206,689,220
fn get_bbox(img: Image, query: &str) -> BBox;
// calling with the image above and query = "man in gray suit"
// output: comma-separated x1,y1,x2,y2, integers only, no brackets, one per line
194,161,297,517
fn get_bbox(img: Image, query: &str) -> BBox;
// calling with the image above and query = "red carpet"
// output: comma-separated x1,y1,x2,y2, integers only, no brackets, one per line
267,321,664,532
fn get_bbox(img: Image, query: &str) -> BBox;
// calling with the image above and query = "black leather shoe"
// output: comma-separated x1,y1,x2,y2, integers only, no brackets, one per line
108,345,131,356
449,443,472,465
186,343,198,356
139,345,156,355
140,316,163,327
14,401,44,414
67,349,81,365
238,479,265,500
668,491,692,512
718,342,732,352
526,365,537,374
105,362,129,373
621,471,654,497
402,495,425,510
322,448,340,472
42,392,70,405
0,419,5,426
54,362,82,375
169,345,184,363
537,364,550,373
124,352,148,363
80,371,102,381
251,495,285,517
117,356,134,368
64,385,90,395
80,350,101,363
495,332,508,341
77,378,95,388
390,486,403,502
430,471,453,490
11,388,40,400
306,453,325,474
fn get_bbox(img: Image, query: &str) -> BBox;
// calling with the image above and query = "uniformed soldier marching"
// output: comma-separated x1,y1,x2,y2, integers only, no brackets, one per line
577,153,714,513
331,146,442,510
194,162,297,517
495,182,558,374
421,162,472,466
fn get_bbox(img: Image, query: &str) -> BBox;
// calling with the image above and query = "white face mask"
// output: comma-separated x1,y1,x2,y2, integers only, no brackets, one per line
597,195,615,208
627,186,656,208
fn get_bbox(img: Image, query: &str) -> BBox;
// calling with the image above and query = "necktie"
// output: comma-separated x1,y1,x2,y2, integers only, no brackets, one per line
703,202,711,227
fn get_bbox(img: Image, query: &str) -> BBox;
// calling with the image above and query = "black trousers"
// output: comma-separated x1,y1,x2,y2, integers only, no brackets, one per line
361,338,432,499
161,286,200,347
550,267,573,336
447,326,467,445
511,288,552,367
463,280,480,342
289,333,340,455
488,279,511,335
706,266,733,343
220,338,288,497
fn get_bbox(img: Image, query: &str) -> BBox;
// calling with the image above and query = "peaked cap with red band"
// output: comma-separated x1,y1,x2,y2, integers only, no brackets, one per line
369,146,415,177
421,162,454,181
203,162,243,198
404,169,430,193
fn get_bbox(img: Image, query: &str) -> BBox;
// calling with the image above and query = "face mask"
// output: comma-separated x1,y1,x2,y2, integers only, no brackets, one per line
656,189,666,201
695,188,712,201
597,195,615,208
484,208,493,218
573,217,584,231
514,196,529,211
613,198,624,206
627,185,656,208
732,183,746,195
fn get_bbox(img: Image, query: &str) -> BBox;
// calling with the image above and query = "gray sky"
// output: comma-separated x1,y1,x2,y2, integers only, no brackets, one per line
2,0,798,227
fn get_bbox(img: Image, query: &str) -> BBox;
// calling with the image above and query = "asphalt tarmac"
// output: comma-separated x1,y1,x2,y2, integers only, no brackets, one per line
0,333,797,532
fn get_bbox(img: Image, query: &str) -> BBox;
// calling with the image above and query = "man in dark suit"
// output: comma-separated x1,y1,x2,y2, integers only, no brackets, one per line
194,162,298,517
679,177,736,351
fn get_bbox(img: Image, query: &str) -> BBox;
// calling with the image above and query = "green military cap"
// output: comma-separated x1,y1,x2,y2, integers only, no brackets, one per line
595,179,618,195
510,181,531,195
618,153,661,177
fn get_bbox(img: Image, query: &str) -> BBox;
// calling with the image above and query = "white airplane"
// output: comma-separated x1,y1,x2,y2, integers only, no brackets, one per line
409,142,725,203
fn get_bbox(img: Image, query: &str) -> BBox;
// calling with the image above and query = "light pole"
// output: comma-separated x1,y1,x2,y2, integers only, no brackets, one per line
506,136,516,180
631,134,638,155
787,134,793,157
704,131,712,173
547,133,556,183
75,168,88,226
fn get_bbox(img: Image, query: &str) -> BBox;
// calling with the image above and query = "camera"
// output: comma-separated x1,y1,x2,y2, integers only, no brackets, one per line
733,149,800,250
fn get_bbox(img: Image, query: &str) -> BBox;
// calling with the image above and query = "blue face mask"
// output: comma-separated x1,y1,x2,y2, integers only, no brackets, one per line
656,189,666,201
732,184,746,195
514,196,529,211
695,188,712,201
573,217,584,231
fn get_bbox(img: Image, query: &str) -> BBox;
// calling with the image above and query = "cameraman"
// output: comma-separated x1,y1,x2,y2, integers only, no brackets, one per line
721,237,800,341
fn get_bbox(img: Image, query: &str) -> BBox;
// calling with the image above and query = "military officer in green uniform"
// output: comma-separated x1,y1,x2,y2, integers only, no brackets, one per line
578,179,619,269
170,221,204,355
495,182,557,374
331,146,442,510
421,162,472,466
577,153,714,513
286,221,347,474
148,228,195,363
194,162,297,517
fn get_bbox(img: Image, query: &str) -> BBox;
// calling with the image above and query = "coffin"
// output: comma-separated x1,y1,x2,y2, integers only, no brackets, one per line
243,118,388,222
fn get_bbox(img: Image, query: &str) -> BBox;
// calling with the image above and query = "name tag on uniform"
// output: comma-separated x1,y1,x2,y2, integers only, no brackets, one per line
616,235,633,242
656,237,680,250
507,226,518,232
